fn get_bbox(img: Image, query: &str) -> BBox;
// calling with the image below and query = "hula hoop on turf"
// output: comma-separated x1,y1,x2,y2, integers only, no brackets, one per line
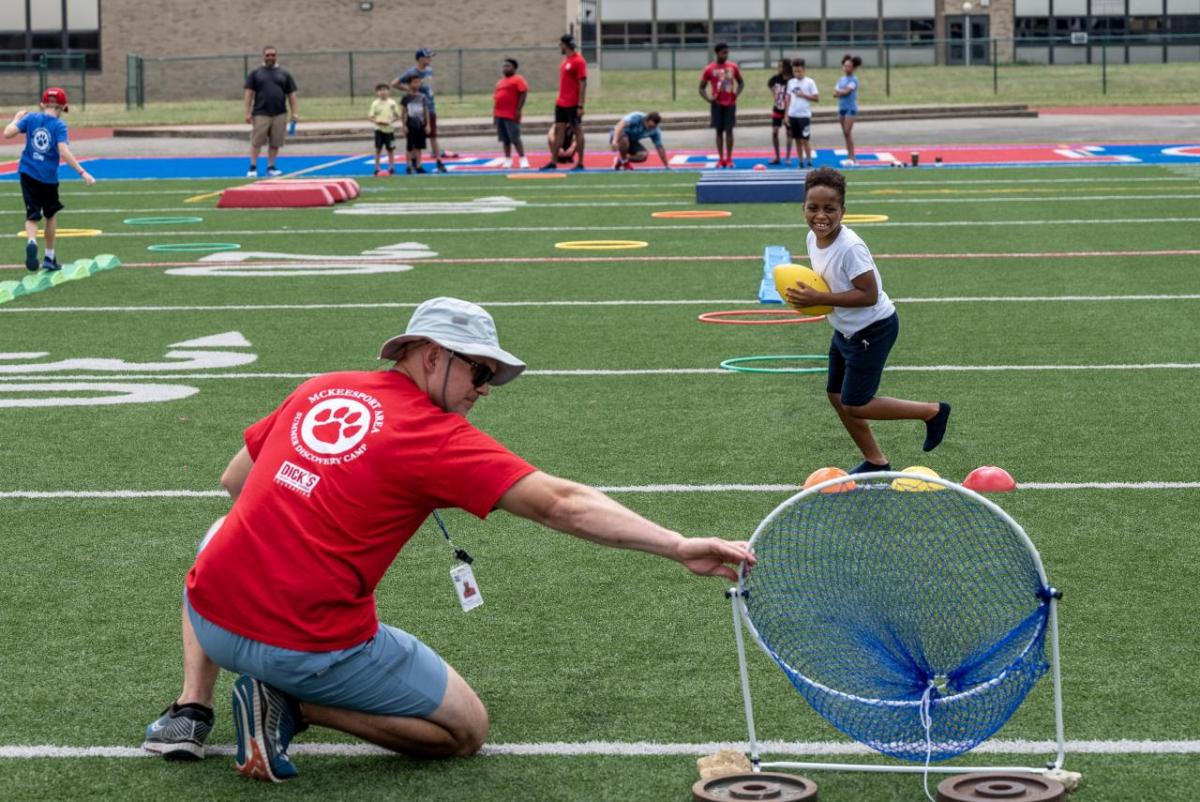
554,240,648,250
123,216,204,225
842,214,889,224
15,228,102,238
146,243,241,253
698,310,826,325
721,355,829,374
507,173,567,180
651,210,732,219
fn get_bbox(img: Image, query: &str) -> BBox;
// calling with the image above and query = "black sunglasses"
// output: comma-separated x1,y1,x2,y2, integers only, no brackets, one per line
450,351,496,387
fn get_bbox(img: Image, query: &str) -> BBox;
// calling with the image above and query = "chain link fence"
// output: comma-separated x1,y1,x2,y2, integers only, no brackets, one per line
122,36,1200,109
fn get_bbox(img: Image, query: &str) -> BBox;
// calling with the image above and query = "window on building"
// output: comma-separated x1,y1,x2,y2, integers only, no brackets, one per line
1166,15,1200,34
827,18,880,44
883,18,936,44
0,0,100,70
767,20,822,46
739,20,766,46
1015,17,1052,40
1089,16,1128,40
1053,16,1087,37
601,22,628,46
684,21,710,44
627,21,652,45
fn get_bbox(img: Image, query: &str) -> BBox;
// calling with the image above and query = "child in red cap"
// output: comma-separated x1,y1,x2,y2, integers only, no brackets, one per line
3,87,95,271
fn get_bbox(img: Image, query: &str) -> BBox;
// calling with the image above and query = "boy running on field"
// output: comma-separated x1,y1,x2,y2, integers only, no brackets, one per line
368,83,402,175
782,167,950,473
3,87,95,271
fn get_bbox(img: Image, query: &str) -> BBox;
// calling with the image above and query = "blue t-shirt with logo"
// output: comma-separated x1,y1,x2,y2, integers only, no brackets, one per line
17,112,69,184
620,112,663,147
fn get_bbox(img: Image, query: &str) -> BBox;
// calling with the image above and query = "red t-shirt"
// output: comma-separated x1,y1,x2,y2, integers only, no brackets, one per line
557,52,587,107
702,61,742,106
493,74,529,120
186,370,537,652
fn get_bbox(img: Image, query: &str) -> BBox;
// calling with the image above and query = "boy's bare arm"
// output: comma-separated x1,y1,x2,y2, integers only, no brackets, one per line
3,109,26,138
57,142,95,184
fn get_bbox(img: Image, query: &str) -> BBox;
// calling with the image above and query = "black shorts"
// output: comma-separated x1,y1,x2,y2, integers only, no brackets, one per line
20,172,63,222
788,116,811,141
771,110,785,128
710,102,736,132
406,125,427,151
374,130,396,150
495,117,522,146
554,104,580,125
826,313,899,407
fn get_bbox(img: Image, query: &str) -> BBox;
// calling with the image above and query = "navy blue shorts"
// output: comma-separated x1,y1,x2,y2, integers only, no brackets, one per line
826,312,899,407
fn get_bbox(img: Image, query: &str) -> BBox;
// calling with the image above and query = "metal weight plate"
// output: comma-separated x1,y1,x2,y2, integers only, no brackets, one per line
937,772,1066,802
693,772,818,801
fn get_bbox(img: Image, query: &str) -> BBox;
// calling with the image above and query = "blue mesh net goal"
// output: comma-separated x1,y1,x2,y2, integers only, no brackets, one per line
742,474,1052,762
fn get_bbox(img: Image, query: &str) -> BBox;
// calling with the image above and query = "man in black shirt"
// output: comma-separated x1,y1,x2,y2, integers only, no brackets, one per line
243,46,298,178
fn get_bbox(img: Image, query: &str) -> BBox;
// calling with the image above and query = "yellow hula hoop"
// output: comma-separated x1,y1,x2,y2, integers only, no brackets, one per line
842,214,889,224
15,228,103,238
554,240,649,250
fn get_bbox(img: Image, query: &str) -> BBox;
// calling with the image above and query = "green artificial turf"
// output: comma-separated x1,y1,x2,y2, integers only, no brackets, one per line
1,164,1198,800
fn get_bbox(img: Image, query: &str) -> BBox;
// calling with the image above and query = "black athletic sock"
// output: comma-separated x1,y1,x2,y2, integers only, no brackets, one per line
923,401,952,452
850,460,890,475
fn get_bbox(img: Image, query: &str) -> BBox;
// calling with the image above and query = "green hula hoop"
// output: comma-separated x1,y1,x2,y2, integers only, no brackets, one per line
147,243,241,253
123,216,204,225
720,354,829,374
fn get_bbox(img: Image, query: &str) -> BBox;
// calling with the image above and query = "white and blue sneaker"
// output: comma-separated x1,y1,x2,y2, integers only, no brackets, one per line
232,674,304,782
24,241,38,271
41,256,61,272
142,703,214,760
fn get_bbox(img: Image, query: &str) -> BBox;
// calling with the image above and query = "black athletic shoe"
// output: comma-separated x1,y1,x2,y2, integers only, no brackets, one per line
41,256,61,272
538,162,557,171
435,161,447,173
24,240,38,271
143,703,214,760
850,460,891,475
923,402,952,452
570,163,586,172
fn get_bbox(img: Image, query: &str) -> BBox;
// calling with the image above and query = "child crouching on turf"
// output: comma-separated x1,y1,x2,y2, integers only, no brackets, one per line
3,87,95,271
784,167,950,473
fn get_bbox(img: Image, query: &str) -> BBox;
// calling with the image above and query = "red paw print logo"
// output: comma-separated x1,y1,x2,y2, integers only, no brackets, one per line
299,398,373,456
311,406,364,445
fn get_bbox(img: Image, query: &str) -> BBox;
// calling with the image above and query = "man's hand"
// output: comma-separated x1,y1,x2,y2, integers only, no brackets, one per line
81,171,96,185
244,112,252,124
674,537,755,582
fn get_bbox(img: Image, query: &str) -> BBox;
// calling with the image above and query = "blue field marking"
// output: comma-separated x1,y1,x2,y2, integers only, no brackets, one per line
2,143,1196,181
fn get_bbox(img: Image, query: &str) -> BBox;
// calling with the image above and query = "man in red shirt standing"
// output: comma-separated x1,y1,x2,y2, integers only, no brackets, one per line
698,43,744,168
142,297,754,782
492,57,529,170
541,34,587,171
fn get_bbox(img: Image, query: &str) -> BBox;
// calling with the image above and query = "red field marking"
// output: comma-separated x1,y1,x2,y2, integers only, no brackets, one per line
1038,105,1200,116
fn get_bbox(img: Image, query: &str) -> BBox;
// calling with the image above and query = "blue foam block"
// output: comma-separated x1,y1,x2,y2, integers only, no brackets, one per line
760,245,791,303
696,169,808,204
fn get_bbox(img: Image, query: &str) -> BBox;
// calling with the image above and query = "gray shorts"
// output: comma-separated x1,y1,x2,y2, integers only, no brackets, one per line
495,117,522,146
188,519,448,717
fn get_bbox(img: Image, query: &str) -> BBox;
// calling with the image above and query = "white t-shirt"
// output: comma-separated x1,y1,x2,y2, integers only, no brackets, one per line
806,225,895,337
786,76,818,118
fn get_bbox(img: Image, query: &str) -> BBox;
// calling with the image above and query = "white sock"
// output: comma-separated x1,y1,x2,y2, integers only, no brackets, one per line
45,248,55,259
27,238,36,246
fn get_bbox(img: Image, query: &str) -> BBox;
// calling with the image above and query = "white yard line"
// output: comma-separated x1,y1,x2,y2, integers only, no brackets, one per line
1,738,1198,759
1,363,1198,382
3,482,1197,499
2,294,1198,314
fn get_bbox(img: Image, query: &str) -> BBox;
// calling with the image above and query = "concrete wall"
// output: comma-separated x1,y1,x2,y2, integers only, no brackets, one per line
98,0,571,103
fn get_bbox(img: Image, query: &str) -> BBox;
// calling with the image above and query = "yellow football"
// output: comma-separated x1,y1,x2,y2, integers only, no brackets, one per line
773,264,832,316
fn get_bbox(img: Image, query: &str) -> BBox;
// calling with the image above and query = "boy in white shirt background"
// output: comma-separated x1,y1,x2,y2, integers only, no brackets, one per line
785,59,819,169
